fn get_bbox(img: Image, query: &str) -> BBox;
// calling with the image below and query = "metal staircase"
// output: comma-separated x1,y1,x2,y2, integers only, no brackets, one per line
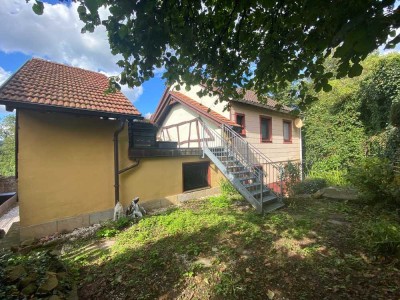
200,121,285,214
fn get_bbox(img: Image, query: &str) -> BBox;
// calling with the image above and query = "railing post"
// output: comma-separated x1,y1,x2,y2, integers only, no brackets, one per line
201,121,205,158
260,169,264,214
279,165,284,198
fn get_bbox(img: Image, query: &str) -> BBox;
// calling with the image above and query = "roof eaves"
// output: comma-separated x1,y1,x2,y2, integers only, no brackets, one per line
232,98,293,114
0,99,143,120
0,59,31,93
170,92,240,127
150,86,170,124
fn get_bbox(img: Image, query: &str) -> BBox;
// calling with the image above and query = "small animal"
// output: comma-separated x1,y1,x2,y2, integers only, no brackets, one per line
113,201,124,221
126,197,146,219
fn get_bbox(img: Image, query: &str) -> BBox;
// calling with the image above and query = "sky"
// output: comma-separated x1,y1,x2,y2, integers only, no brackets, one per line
0,0,166,120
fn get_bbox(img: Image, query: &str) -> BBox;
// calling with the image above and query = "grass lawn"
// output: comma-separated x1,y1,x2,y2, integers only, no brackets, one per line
3,195,400,299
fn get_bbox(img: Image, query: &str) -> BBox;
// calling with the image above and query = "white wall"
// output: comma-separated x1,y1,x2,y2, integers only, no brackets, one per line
170,84,231,119
157,103,221,148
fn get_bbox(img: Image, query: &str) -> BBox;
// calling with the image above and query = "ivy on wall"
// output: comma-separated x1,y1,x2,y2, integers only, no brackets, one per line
303,53,400,174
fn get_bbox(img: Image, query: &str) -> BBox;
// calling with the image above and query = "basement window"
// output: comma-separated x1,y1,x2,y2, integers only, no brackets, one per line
183,162,210,192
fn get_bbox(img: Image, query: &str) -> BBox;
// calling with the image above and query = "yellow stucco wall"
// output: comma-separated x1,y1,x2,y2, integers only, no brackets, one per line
18,110,223,229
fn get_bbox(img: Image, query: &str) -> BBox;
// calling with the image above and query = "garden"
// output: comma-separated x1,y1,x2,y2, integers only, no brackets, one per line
1,184,400,299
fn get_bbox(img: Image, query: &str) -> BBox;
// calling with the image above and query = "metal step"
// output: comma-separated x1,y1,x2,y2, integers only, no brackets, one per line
243,182,263,189
225,161,243,167
250,186,275,197
263,199,285,213
227,165,245,172
239,176,257,183
261,194,277,203
231,169,252,176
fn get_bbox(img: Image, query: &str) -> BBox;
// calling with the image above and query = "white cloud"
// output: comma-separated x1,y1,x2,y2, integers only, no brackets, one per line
0,67,11,86
0,67,12,113
0,0,144,103
144,112,152,119
120,85,144,103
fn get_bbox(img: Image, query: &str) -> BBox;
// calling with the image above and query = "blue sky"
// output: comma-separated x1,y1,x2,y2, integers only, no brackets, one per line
0,0,166,119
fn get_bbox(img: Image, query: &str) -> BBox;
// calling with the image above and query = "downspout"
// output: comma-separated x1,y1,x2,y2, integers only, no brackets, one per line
114,119,141,205
15,110,19,180
300,126,303,181
114,120,125,205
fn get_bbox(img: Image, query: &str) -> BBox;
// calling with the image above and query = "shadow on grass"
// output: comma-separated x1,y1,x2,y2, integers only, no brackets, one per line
64,198,400,300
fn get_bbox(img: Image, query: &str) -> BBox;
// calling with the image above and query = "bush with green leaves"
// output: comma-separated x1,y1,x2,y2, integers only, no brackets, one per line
0,115,16,176
290,178,328,196
304,53,400,182
357,217,400,256
96,228,119,238
307,169,348,186
347,157,399,207
390,101,400,128
219,179,240,198
96,216,133,238
281,161,302,195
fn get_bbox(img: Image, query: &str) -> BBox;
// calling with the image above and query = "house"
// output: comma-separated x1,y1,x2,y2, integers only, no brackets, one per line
151,85,303,211
152,85,302,163
0,59,224,240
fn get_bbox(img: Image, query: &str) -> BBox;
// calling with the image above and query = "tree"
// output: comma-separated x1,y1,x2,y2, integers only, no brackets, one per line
0,115,16,177
32,0,399,105
358,54,400,133
303,53,400,177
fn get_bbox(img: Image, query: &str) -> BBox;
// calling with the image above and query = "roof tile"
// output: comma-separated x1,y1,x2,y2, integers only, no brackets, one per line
169,91,240,127
234,89,292,112
0,58,141,117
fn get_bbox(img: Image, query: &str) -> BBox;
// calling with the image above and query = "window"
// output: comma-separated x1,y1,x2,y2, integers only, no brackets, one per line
283,120,292,143
183,162,210,192
260,116,272,143
235,113,246,136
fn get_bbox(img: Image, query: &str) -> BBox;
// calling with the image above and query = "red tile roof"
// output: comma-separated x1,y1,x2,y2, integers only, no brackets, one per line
233,89,292,113
168,91,240,127
198,83,292,113
0,58,141,118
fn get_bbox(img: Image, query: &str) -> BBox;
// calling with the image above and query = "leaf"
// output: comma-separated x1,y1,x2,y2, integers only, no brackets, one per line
84,0,100,13
32,0,44,15
77,5,86,15
267,289,275,299
348,63,363,78
118,25,129,39
323,83,332,92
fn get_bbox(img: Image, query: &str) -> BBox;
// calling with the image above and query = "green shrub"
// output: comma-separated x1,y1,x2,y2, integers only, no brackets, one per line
358,217,400,256
220,179,240,197
96,228,119,238
282,161,302,195
114,216,131,230
290,178,327,195
96,216,133,238
390,101,400,127
308,169,348,186
347,157,399,206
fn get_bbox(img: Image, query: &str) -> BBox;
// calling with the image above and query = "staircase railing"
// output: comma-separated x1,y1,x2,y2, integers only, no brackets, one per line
200,119,284,198
220,124,284,198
